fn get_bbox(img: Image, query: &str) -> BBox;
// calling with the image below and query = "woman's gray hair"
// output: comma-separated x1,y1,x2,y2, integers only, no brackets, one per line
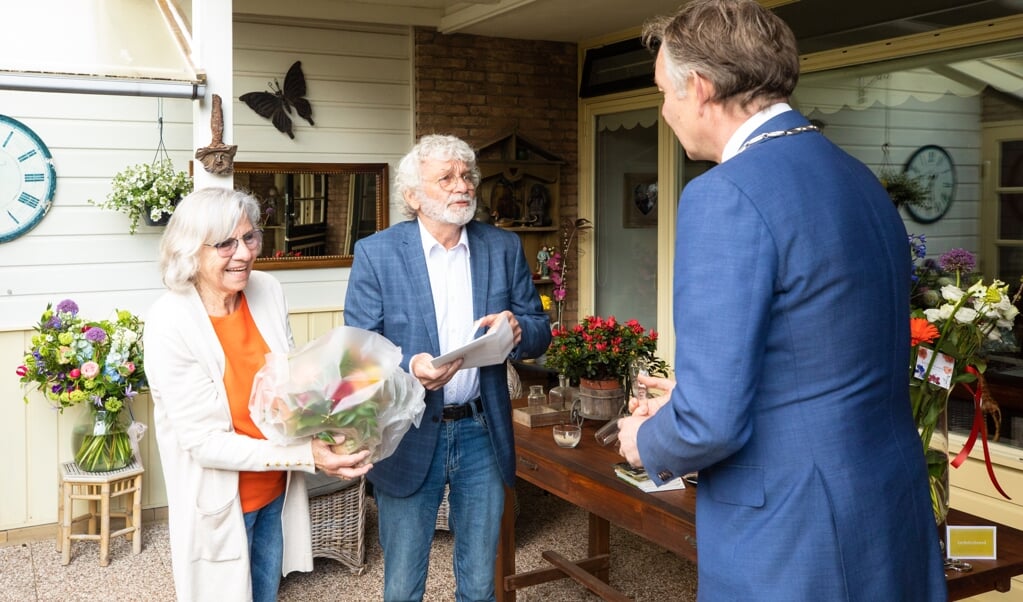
159,187,262,292
642,0,799,111
395,134,480,219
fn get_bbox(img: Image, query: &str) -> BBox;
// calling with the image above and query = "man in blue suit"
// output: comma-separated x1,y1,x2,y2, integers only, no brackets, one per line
344,134,550,601
617,1,948,599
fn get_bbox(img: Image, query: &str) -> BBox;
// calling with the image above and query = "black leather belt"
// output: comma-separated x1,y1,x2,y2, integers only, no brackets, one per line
442,397,483,421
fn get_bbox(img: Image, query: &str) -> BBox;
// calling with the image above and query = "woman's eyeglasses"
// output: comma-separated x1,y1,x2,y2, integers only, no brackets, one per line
206,229,263,257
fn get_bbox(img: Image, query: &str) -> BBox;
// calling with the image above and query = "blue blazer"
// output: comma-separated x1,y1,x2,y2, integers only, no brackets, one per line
638,111,947,600
344,219,551,496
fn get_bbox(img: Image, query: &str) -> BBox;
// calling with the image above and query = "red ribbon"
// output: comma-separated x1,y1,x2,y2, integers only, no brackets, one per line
950,365,1011,500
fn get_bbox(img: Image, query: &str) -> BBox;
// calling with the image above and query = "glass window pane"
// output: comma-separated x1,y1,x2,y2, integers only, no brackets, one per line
998,194,1023,239
997,246,1023,282
594,109,659,328
1001,140,1023,187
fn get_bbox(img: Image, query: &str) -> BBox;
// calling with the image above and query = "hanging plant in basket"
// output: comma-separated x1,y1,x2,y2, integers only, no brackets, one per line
878,167,928,210
91,160,193,234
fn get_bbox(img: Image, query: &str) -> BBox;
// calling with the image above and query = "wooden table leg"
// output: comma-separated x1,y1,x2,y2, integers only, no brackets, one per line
496,484,517,602
588,512,611,583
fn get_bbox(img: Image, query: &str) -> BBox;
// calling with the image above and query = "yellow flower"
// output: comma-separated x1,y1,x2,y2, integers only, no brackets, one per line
540,294,552,311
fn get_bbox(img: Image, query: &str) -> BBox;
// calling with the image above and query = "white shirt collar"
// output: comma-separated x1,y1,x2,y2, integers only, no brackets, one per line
721,102,793,163
417,219,469,256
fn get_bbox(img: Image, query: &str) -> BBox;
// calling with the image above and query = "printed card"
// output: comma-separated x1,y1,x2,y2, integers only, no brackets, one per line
914,347,955,390
947,525,997,560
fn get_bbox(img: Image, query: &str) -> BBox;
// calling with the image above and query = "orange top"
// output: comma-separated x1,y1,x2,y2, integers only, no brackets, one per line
209,293,285,513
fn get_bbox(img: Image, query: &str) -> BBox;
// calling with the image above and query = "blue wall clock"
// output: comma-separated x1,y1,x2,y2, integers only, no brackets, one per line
0,115,57,243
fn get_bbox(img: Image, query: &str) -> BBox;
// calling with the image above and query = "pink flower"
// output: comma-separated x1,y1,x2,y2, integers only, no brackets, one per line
81,361,100,379
69,368,81,378
16,365,27,377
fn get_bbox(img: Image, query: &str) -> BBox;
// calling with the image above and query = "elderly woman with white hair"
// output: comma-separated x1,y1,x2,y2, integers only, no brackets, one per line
143,187,372,602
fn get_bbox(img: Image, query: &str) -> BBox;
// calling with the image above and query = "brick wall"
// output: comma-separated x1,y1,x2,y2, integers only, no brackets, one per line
414,28,581,325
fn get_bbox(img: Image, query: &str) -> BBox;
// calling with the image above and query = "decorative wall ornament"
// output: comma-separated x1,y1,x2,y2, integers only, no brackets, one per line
195,94,237,175
240,61,314,139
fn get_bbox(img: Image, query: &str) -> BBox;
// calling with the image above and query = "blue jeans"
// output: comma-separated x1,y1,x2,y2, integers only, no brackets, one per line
243,491,285,602
375,409,505,602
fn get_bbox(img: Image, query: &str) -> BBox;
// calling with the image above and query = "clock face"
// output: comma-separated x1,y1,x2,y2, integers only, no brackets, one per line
0,115,56,243
903,144,956,224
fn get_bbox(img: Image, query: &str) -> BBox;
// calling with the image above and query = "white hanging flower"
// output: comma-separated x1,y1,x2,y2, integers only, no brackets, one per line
89,160,193,234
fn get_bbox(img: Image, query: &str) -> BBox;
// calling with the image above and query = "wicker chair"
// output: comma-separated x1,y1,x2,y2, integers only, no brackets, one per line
307,471,367,574
435,485,451,531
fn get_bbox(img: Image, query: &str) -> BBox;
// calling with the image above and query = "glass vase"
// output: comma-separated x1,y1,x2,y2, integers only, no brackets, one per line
72,409,133,472
912,381,951,526
527,385,546,407
548,374,576,410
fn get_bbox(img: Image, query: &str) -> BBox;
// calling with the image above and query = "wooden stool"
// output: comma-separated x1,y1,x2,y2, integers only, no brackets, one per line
56,459,144,566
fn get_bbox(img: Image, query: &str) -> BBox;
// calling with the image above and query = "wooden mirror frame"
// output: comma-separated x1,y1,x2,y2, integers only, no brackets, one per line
231,161,389,270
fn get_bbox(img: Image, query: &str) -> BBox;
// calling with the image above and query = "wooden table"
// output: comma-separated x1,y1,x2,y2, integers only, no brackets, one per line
496,415,1023,601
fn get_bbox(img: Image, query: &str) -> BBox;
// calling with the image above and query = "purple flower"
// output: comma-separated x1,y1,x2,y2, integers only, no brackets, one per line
84,326,108,344
939,248,975,275
55,299,79,316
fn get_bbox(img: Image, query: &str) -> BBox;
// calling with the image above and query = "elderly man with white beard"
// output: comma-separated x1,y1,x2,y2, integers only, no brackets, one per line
343,134,551,602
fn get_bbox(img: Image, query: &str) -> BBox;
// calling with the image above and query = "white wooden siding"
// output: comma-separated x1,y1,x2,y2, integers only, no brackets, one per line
0,20,413,332
797,89,983,259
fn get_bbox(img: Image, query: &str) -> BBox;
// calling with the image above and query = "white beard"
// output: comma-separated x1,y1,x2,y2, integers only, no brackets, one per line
419,192,476,226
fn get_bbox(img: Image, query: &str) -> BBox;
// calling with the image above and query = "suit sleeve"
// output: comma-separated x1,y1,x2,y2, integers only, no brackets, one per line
505,233,551,359
638,175,773,482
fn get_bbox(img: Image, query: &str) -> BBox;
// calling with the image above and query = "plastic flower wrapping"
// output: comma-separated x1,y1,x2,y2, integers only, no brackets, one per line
250,325,426,463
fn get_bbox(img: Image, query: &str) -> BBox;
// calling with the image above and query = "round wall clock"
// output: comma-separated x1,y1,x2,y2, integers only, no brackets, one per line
0,115,56,243
903,144,956,224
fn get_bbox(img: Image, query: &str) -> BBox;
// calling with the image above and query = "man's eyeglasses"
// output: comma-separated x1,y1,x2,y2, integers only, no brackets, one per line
206,229,263,257
433,172,478,191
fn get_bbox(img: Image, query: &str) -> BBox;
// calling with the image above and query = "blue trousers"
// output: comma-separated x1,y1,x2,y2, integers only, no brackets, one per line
243,490,285,602
375,410,505,602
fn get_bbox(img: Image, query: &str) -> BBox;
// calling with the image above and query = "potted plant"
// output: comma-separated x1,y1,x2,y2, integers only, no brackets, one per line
878,167,927,209
544,315,666,420
91,159,193,234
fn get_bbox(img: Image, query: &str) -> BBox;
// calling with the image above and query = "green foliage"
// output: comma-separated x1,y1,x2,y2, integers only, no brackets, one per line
90,160,193,234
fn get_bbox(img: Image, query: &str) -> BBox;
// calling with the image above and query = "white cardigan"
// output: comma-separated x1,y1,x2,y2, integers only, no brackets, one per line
144,271,315,602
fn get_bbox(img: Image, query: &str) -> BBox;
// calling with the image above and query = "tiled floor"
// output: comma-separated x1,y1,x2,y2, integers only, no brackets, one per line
0,480,698,601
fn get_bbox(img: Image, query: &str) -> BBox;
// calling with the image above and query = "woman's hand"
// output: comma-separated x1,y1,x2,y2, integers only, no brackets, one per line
311,438,373,480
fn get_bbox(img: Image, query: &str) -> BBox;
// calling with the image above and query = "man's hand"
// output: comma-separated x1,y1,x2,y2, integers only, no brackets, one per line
478,310,521,346
627,373,675,416
409,352,462,391
617,413,648,467
619,374,677,467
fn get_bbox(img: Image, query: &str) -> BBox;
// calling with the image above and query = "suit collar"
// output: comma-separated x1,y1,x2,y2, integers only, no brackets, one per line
400,221,442,353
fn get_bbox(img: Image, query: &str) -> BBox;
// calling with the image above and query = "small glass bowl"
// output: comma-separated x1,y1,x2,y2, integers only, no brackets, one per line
553,424,581,448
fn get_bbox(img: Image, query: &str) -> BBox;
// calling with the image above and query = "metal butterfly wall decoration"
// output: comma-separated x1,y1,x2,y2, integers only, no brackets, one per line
240,61,314,139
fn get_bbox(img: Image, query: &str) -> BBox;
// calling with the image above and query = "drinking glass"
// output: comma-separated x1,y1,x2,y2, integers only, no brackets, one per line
629,359,649,402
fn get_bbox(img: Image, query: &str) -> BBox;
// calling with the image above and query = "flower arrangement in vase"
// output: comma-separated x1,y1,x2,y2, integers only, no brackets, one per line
90,159,193,234
16,299,147,471
908,235,1021,523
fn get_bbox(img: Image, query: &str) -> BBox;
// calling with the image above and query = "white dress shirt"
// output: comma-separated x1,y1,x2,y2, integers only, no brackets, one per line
418,220,481,405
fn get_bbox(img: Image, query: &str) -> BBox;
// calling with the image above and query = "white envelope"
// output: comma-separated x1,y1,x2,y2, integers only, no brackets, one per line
430,315,515,370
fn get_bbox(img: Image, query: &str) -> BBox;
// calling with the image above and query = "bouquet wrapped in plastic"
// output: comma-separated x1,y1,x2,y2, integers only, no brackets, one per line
250,326,426,463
